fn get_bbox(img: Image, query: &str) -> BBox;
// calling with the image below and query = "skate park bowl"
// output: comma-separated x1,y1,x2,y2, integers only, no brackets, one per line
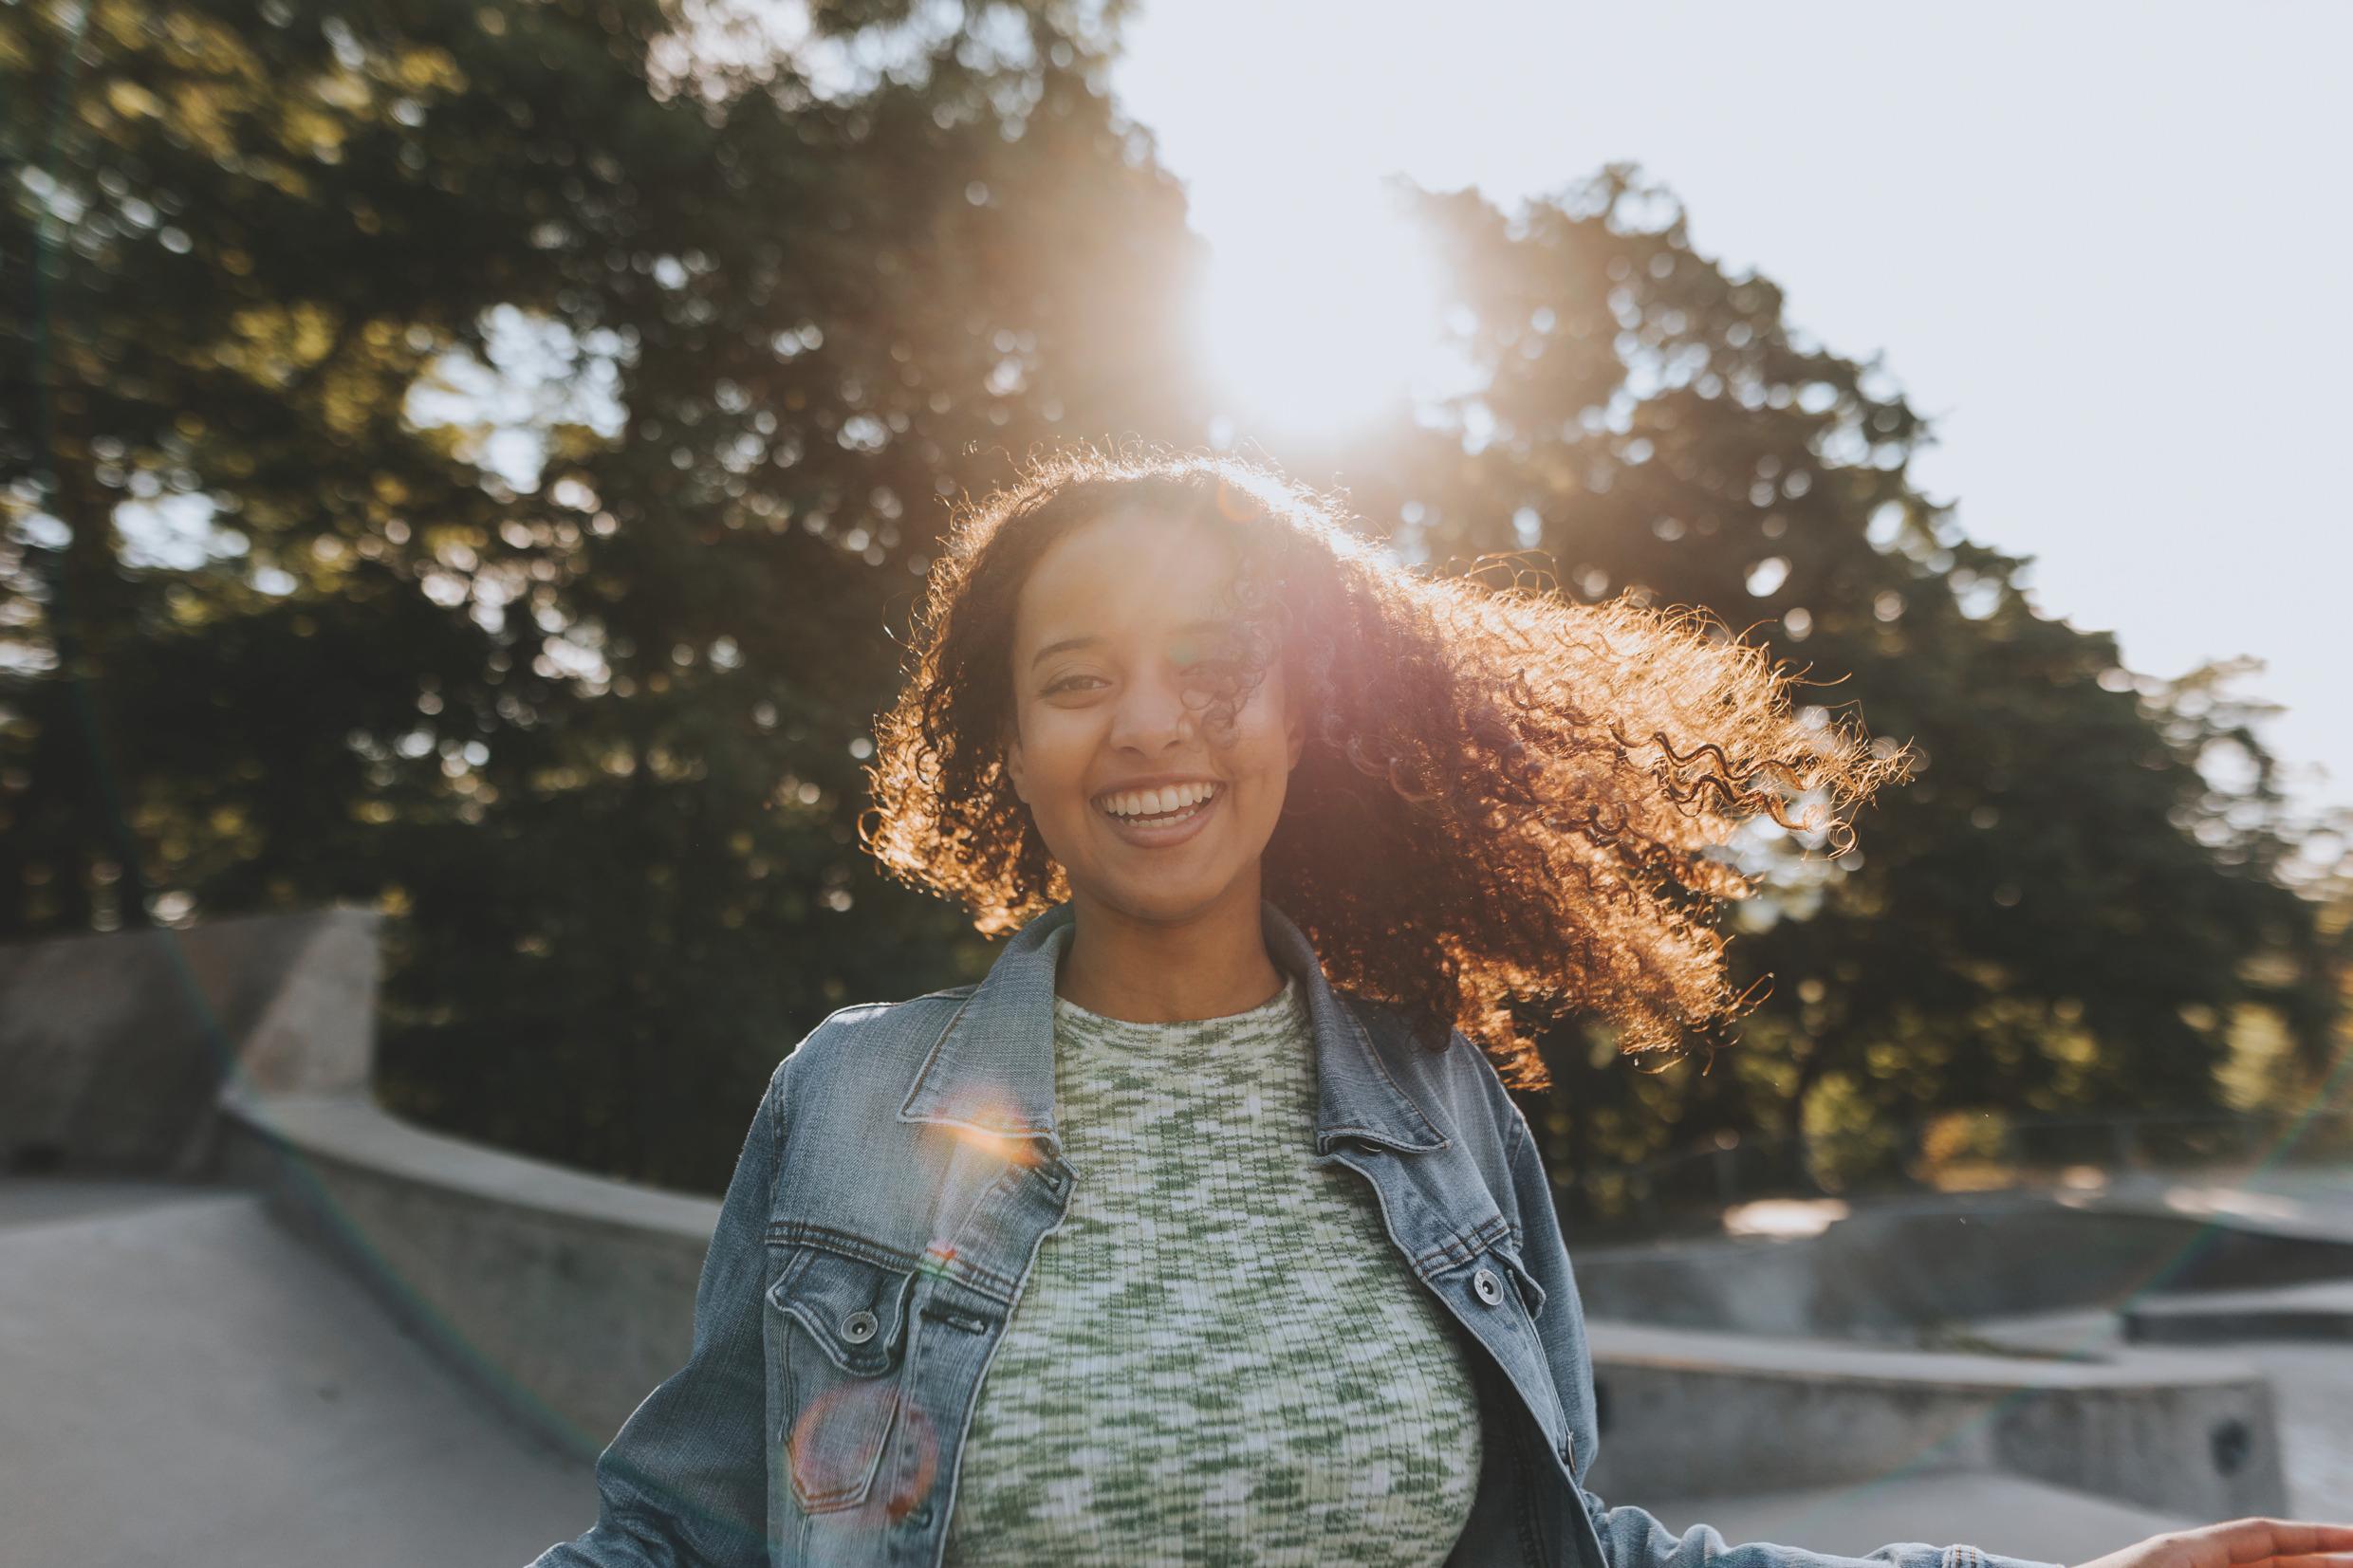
1561,1188,2353,1522
5,908,2350,1562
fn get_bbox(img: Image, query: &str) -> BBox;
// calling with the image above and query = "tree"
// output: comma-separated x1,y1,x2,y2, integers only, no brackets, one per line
2,0,1210,1187
1258,166,2344,1210
8,6,2338,1208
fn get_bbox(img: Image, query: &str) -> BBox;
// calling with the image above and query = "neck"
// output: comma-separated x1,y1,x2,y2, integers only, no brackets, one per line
1056,871,1286,1024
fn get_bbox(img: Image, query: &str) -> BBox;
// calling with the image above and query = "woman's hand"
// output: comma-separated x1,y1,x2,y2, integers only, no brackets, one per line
2075,1517,2353,1568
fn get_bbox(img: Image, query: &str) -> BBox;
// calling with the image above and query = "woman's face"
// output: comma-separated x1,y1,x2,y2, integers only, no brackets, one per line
1004,505,1303,926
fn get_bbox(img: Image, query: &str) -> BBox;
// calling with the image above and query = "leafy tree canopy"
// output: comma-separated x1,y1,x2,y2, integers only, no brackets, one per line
5,3,2342,1201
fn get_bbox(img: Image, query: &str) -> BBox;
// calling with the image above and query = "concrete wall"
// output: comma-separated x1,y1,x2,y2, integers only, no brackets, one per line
1583,1321,2285,1522
0,907,379,1178
1570,1191,2353,1338
212,1086,713,1461
2123,1280,2353,1344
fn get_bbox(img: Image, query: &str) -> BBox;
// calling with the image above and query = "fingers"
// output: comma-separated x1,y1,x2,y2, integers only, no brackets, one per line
2205,1518,2353,1564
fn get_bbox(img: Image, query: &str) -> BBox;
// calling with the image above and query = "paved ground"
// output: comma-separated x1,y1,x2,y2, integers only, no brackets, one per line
8,1165,2349,1566
0,1179,589,1567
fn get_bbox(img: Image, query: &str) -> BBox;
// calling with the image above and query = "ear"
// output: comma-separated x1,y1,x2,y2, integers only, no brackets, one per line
1005,722,1029,804
1284,693,1305,772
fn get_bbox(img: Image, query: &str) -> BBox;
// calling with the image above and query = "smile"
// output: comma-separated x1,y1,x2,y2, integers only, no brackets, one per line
1092,780,1224,841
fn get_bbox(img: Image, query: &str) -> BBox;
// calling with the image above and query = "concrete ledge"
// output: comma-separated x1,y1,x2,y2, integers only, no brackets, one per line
212,1085,721,1460
1570,1188,2353,1340
217,1087,719,1237
1584,1318,2285,1522
2124,1280,2353,1345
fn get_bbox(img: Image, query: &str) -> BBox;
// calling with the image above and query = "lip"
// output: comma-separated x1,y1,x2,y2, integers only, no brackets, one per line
1093,780,1223,849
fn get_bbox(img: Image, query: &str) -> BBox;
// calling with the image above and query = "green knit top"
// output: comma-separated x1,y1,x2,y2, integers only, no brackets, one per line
939,960,1485,1565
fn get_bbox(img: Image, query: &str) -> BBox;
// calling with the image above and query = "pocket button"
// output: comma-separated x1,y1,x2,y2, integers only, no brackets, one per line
1473,1266,1505,1306
842,1309,879,1344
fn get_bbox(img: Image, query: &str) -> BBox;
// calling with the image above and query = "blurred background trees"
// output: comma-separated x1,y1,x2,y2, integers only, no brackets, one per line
1366,172,2352,1213
7,0,2346,1206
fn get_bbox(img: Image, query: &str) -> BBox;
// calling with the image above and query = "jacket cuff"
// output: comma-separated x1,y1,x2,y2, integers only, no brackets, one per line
1943,1544,2069,1568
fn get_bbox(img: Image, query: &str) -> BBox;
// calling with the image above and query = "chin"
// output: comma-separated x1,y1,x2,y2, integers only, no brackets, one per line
1082,871,1241,925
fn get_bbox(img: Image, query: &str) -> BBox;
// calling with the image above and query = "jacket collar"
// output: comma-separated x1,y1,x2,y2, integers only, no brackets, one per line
898,898,1448,1159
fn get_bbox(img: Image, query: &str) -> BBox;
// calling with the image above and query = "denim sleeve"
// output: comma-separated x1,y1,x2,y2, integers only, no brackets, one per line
1496,1090,2067,1568
527,1057,787,1568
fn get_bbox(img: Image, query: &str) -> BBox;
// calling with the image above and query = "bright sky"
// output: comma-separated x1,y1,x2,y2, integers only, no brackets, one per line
1113,0,2353,826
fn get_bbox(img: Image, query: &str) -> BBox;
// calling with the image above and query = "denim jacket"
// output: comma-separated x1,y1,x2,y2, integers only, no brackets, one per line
530,899,2066,1568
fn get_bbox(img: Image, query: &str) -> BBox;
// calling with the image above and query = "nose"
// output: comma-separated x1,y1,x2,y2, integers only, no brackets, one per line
1106,665,1196,756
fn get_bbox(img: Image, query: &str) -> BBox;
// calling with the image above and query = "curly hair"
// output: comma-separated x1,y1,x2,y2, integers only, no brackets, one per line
860,444,1906,1091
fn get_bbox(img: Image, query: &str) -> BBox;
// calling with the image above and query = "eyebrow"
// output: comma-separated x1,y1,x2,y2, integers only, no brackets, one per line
1028,619,1232,669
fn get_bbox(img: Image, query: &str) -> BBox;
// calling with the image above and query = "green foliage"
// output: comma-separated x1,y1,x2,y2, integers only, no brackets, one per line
5,10,2342,1205
3,0,1206,1189
1294,166,2348,1213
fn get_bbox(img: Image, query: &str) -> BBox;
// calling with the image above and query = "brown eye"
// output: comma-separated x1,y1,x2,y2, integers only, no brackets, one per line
1180,654,1248,692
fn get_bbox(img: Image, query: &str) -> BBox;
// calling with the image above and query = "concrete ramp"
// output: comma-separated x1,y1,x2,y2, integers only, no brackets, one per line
4,1174,2342,1565
0,1178,589,1568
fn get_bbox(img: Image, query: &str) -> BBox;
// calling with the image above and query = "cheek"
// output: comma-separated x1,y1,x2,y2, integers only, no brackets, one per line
1014,710,1095,803
1232,683,1297,776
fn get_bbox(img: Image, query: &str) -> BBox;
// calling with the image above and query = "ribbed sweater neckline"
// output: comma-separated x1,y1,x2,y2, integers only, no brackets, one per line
1048,971,1305,1060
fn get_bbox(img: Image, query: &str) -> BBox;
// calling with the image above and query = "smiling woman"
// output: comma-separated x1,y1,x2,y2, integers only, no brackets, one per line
531,445,2353,1566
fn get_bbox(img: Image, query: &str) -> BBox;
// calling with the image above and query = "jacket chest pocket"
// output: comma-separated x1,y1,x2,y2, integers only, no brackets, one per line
766,1240,917,1514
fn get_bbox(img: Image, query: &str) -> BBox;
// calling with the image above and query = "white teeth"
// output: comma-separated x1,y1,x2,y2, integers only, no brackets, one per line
1099,782,1218,819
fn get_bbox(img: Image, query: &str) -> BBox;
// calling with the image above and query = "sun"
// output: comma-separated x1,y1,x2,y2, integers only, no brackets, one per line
1187,180,1473,441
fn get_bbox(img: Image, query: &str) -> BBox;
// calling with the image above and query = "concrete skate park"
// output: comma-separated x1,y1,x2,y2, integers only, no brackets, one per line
6,906,2350,1566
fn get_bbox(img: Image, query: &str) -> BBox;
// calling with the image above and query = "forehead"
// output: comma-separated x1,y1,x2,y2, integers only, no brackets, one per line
1013,507,1236,647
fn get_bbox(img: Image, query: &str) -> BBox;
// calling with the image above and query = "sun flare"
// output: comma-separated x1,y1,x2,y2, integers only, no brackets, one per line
1188,184,1472,439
